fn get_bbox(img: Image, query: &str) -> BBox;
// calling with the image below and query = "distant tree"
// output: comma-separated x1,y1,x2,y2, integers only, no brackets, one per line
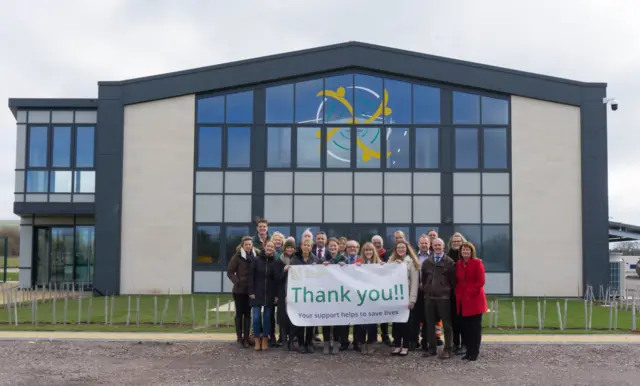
0,226,20,257
610,241,640,256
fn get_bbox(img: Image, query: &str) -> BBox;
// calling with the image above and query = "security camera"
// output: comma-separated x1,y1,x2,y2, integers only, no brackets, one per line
603,97,619,111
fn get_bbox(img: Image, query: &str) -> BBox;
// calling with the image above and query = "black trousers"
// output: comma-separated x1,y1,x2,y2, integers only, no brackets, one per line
232,293,251,339
392,309,414,348
356,324,377,345
412,290,428,346
278,300,294,340
450,295,462,347
322,326,345,342
297,326,315,346
380,323,390,341
270,307,276,340
461,313,483,358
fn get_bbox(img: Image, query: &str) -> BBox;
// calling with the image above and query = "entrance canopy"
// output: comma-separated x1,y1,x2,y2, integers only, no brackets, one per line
609,221,640,242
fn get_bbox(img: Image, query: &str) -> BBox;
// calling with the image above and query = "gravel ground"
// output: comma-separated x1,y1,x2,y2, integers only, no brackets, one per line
0,341,639,386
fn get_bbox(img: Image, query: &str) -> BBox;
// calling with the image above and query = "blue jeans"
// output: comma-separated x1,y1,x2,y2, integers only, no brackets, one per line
252,306,273,338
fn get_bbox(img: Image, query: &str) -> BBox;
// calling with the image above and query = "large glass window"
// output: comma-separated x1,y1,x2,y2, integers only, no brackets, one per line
50,171,72,193
74,171,95,193
226,226,250,264
197,96,224,123
482,225,510,272
455,128,478,169
226,91,253,123
481,97,509,125
413,85,440,124
326,127,351,168
387,127,410,168
227,127,251,168
52,126,71,167
297,127,321,168
384,79,411,124
267,127,291,168
266,84,293,123
28,126,48,167
325,74,354,124
483,128,508,169
198,127,222,168
453,92,480,124
356,126,380,168
354,75,383,124
295,79,323,123
26,171,48,193
75,126,95,168
50,227,74,284
74,226,95,283
385,226,411,248
415,128,439,169
196,225,221,265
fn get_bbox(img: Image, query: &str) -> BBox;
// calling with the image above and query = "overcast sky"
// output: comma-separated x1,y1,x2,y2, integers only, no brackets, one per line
1,0,638,224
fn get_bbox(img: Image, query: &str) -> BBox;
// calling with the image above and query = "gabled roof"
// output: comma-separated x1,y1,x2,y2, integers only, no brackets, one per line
98,41,606,106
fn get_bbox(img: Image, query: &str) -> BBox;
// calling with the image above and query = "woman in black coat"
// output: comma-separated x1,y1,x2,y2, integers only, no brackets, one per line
274,239,298,350
248,240,278,351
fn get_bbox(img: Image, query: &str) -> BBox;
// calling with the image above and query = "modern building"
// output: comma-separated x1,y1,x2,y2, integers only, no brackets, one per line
8,42,610,297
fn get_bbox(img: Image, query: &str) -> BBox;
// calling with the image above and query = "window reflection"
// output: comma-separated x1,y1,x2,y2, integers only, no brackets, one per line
413,85,440,124
76,126,95,168
50,171,72,193
266,84,293,123
197,96,224,123
483,128,507,169
267,127,291,168
387,127,410,168
196,225,221,265
384,79,411,124
326,127,351,168
198,127,222,168
75,226,95,283
26,171,48,193
482,225,510,272
348,226,382,247
226,91,253,123
52,126,71,168
455,128,478,169
356,127,380,168
481,97,509,125
227,127,251,168
50,227,74,284
28,126,48,167
296,79,324,123
74,171,95,193
296,127,320,168
453,92,480,124
415,128,439,169
454,225,481,251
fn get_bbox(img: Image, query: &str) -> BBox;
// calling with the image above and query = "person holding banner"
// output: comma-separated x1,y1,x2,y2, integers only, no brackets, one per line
455,242,487,362
291,238,319,353
320,238,347,355
355,242,383,355
448,232,467,355
274,239,297,351
227,236,258,348
388,240,420,356
248,240,279,351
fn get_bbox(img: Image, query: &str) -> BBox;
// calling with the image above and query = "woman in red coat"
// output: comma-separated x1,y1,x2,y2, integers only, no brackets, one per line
455,241,488,361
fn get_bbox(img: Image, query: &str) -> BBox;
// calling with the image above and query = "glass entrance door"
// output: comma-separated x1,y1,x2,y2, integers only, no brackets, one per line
33,227,50,286
50,227,74,285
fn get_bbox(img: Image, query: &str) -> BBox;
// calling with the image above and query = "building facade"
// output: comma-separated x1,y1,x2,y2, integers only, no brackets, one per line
8,42,610,297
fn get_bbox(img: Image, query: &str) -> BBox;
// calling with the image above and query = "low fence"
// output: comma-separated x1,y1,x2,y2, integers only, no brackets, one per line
0,283,637,331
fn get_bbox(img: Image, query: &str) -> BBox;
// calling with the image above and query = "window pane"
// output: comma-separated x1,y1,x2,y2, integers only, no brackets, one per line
484,128,508,169
326,127,351,168
28,126,48,167
482,97,509,125
384,79,411,124
226,91,253,123
482,225,510,272
50,228,74,284
296,127,320,168
52,126,71,167
325,74,354,124
347,226,382,247
197,96,224,123
74,171,95,193
295,79,324,123
453,92,480,124
268,226,291,238
354,74,383,124
227,126,251,167
198,127,222,168
75,226,95,283
266,84,293,123
296,226,321,242
385,226,411,248
356,126,380,168
413,85,440,124
455,129,478,169
50,171,72,193
196,225,221,265
323,225,348,239
267,127,291,168
387,127,410,168
26,171,48,193
415,128,439,168
225,226,249,264
454,225,481,251
75,126,95,168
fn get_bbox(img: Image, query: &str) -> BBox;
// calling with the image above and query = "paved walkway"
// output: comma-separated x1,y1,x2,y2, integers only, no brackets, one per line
0,331,639,344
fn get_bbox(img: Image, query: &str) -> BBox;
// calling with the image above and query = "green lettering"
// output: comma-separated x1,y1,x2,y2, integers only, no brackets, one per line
291,287,302,303
316,290,326,303
328,290,339,303
381,288,392,301
340,285,351,302
357,289,367,306
369,289,380,301
303,287,314,303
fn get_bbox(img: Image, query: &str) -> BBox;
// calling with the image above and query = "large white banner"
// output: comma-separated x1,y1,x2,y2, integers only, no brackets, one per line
286,263,410,326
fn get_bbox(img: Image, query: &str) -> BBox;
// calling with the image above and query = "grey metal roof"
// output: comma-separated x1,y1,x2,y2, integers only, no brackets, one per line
609,221,640,242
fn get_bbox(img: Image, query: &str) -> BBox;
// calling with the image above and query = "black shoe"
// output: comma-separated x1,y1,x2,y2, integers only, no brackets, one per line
287,340,293,351
340,343,349,351
408,341,417,352
467,355,477,361
382,336,391,346
422,351,437,357
353,344,361,352
236,338,244,348
454,346,466,356
461,354,470,360
437,339,444,346
306,345,315,354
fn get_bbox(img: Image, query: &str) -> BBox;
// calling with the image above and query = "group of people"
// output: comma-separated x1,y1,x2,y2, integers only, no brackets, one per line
226,219,488,361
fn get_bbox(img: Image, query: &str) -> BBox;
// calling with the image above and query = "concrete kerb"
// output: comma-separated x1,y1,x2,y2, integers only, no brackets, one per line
0,331,640,344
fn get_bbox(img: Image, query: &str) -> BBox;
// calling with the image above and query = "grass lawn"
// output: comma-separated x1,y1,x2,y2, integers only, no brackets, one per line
0,257,19,269
0,272,18,282
0,295,636,334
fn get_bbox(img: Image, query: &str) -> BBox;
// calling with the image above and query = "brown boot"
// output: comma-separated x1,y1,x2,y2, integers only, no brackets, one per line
254,335,262,351
261,337,269,351
439,348,451,359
